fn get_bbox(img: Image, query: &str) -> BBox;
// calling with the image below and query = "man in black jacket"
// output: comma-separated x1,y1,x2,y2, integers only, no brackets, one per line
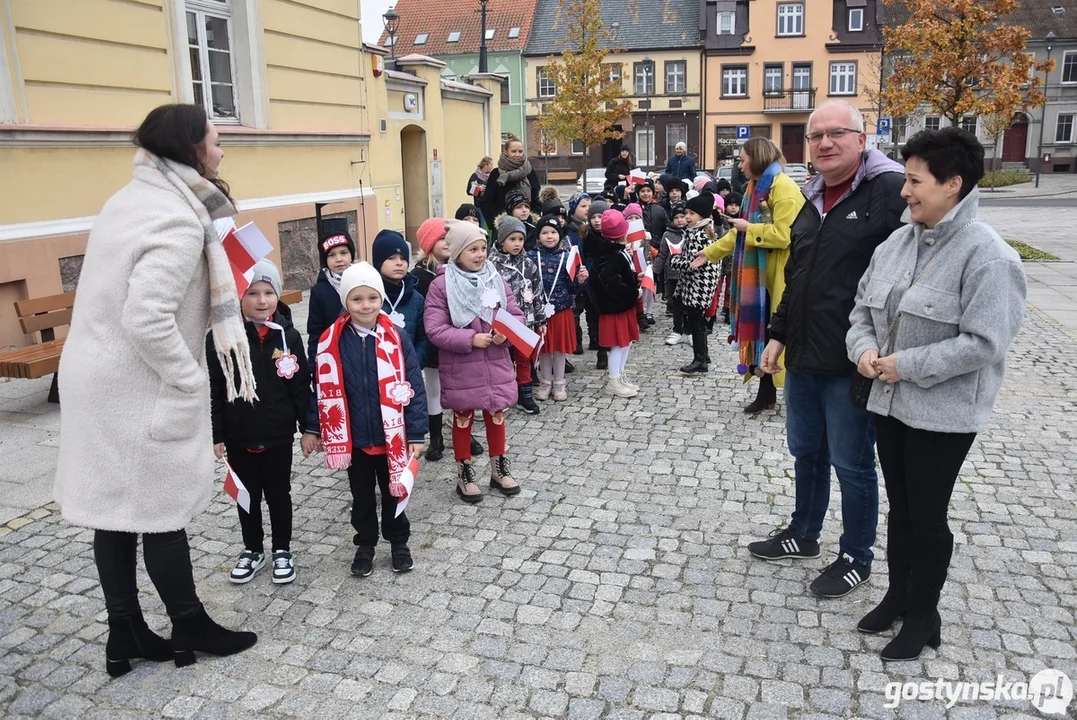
751,100,907,599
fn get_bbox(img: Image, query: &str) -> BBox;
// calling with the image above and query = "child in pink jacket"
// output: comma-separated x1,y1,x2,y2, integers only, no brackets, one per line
423,220,527,504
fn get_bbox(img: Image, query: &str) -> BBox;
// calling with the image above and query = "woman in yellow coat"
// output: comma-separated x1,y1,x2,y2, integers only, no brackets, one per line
692,137,805,412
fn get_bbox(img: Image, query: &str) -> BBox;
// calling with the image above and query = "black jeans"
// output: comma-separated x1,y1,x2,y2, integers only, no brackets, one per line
94,529,202,620
665,279,685,333
347,451,410,547
875,415,976,604
225,443,293,552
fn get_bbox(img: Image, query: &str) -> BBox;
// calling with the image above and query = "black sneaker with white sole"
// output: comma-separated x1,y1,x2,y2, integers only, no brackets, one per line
810,553,871,598
391,543,413,573
747,527,821,560
228,550,265,584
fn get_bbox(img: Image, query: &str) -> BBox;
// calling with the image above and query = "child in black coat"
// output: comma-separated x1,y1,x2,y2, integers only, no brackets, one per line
207,260,310,586
306,229,355,371
587,210,641,398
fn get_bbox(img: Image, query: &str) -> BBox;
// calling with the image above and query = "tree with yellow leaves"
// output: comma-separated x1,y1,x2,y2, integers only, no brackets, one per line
534,0,634,164
880,0,1053,127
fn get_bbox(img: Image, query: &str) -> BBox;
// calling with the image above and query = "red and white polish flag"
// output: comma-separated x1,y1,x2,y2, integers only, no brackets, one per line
628,169,648,186
223,461,251,513
640,266,656,293
394,455,419,518
630,245,647,273
223,222,273,274
492,308,540,356
667,238,684,255
567,245,582,280
627,218,647,244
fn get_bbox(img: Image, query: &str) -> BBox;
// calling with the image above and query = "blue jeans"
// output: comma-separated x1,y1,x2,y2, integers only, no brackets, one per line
785,370,878,565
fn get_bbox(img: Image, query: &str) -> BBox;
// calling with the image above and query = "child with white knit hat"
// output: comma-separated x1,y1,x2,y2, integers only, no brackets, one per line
302,261,427,577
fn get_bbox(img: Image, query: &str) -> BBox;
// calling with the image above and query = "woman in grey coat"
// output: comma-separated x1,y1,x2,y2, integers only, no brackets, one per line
846,128,1026,662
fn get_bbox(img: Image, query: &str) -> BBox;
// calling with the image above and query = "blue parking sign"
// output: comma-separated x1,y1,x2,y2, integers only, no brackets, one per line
878,118,892,131
736,125,750,140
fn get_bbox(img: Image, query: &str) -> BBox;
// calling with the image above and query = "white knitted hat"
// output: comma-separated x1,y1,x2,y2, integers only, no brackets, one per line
338,261,386,305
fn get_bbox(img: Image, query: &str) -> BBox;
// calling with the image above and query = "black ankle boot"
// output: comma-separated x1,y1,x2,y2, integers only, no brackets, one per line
517,383,540,415
881,609,941,661
425,414,444,461
105,614,172,677
744,372,777,413
860,526,912,634
171,605,257,667
596,348,608,370
679,332,709,374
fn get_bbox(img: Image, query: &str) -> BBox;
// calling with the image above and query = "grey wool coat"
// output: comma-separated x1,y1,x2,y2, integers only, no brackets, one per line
54,157,233,533
846,187,1026,433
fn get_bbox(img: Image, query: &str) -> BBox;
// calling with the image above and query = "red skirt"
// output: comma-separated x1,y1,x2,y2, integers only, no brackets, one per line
599,308,640,348
541,308,577,355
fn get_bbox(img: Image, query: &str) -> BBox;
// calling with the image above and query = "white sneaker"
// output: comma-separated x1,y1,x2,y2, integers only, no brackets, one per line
271,550,296,584
605,376,638,398
622,376,640,392
664,332,682,345
681,334,692,345
229,550,264,584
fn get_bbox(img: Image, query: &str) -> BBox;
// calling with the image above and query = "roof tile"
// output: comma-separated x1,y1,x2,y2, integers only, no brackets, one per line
376,0,538,56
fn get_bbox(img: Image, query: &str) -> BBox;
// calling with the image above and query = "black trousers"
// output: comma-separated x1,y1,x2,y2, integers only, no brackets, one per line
225,443,293,552
94,529,202,620
875,415,976,608
665,279,685,333
347,451,410,547
683,305,708,334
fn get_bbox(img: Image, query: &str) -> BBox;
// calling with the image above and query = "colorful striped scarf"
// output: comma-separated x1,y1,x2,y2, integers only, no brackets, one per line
730,161,782,376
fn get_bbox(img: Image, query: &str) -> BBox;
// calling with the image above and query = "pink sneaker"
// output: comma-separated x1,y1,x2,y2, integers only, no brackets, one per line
552,380,568,401
535,380,552,401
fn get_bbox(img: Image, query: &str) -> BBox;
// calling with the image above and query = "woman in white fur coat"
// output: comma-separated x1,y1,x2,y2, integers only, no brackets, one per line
53,104,258,676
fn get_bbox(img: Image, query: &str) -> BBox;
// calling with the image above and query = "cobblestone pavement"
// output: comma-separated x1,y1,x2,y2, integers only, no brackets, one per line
1,302,1075,720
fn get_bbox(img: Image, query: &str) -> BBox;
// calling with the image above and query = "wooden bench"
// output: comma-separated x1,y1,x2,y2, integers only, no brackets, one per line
0,291,74,403
547,170,578,182
280,289,303,306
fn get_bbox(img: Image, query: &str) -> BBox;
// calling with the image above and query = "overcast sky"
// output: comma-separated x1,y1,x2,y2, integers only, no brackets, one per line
360,0,395,44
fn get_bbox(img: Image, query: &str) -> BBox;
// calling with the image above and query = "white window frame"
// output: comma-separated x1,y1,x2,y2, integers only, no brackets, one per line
1056,113,1075,143
717,11,736,35
665,61,686,94
959,115,977,135
829,61,856,96
764,65,783,95
537,67,556,98
447,31,461,43
485,29,495,40
665,123,688,155
414,33,428,45
508,27,521,38
777,3,804,36
848,8,864,31
172,0,266,127
636,124,656,166
722,66,747,97
539,129,557,156
924,116,941,132
571,140,586,155
185,1,240,121
1062,50,1077,84
635,61,655,95
606,63,622,87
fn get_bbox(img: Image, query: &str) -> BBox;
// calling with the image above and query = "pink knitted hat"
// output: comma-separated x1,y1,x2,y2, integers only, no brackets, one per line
600,210,628,240
417,217,448,255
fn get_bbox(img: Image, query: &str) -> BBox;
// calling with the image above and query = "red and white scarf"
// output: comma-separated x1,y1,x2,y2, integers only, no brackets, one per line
315,312,413,498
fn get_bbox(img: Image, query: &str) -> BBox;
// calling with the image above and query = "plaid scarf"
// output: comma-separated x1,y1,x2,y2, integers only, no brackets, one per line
133,149,256,402
730,161,782,376
315,313,411,499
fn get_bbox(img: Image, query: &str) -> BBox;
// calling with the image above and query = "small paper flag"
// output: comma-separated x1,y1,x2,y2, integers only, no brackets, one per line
223,461,251,513
492,308,540,356
395,455,418,518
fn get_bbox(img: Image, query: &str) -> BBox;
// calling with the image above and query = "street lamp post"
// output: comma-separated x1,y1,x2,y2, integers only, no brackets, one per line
383,7,400,61
478,0,489,73
1035,30,1056,188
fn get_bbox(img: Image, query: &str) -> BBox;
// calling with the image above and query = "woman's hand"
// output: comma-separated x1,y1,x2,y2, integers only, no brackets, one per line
760,340,785,374
301,433,322,457
577,267,589,284
729,217,750,233
213,443,225,459
874,354,901,384
409,443,424,457
472,332,494,349
690,252,710,269
492,331,508,345
857,349,880,379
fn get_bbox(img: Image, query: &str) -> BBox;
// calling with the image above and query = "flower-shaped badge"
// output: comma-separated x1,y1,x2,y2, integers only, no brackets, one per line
385,380,414,407
275,353,299,379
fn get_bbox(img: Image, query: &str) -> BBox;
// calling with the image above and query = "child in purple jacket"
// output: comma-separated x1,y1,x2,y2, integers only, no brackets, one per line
423,220,527,504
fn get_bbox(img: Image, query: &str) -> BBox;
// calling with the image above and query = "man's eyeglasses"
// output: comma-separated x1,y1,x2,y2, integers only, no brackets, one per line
805,127,863,143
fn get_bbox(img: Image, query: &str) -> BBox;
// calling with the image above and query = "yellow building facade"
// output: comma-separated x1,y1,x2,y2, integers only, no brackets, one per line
701,0,884,168
0,0,500,347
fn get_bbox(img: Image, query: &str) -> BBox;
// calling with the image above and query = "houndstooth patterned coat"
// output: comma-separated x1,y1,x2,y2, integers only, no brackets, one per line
670,223,722,309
